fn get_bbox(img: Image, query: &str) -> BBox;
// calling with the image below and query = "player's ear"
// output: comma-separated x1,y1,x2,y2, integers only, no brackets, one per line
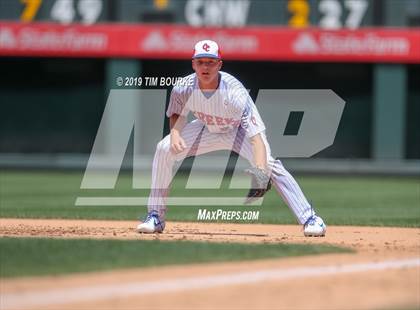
192,60,196,71
218,60,223,70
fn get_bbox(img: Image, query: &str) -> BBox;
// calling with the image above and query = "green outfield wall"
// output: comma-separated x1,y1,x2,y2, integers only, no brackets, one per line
0,58,419,160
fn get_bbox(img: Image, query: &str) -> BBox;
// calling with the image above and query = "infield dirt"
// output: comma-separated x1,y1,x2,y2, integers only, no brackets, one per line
1,219,419,309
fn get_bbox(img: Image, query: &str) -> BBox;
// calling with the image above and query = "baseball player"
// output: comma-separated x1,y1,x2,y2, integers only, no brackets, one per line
137,40,326,237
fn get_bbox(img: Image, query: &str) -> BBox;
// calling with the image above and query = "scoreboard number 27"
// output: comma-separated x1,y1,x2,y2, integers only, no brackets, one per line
288,0,369,29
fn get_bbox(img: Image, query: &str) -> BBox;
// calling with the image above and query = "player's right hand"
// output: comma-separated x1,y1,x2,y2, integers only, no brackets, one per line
170,135,187,154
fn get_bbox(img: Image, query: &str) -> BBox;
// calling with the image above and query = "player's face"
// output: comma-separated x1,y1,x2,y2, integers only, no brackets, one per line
192,58,222,86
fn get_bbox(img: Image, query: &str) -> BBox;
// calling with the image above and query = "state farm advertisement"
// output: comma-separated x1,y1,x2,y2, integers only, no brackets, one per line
0,22,419,63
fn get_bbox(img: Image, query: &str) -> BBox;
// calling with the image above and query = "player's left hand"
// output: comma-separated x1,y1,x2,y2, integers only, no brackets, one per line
244,167,272,204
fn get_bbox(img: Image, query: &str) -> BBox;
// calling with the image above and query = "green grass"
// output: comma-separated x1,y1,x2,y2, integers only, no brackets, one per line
0,237,349,278
1,170,419,227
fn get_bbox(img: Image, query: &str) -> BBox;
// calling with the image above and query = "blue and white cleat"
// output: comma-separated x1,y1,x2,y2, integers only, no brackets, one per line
136,211,165,233
303,215,326,237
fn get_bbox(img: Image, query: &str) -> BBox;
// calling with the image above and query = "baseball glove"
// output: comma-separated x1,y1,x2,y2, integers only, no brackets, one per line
244,167,272,204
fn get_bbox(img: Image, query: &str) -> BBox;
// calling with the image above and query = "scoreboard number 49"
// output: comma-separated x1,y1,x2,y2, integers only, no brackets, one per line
20,0,103,25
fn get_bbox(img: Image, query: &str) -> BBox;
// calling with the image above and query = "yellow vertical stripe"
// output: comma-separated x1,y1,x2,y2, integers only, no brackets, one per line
20,0,43,22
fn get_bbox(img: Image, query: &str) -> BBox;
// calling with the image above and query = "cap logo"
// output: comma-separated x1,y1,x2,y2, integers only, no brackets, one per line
202,43,210,52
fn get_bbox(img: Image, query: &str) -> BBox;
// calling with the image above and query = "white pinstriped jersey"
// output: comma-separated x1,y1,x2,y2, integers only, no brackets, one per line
148,71,315,226
166,71,265,138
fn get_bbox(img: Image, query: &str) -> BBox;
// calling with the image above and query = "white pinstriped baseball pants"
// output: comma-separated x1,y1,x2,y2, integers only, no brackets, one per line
148,120,314,224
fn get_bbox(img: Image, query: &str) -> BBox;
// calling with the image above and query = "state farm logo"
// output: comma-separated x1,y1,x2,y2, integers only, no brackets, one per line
292,31,410,56
0,27,17,48
142,30,167,51
293,33,319,54
0,26,107,52
140,30,258,53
